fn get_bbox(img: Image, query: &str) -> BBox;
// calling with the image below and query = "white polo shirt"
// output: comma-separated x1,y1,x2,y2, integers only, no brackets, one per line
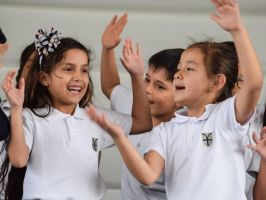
111,85,167,200
146,96,254,200
22,105,132,200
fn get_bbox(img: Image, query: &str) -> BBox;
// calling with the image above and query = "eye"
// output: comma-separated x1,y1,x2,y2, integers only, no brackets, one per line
63,65,73,72
144,77,150,83
155,84,165,90
82,67,89,73
186,67,194,71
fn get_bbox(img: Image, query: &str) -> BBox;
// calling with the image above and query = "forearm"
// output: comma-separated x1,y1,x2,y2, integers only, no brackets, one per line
8,108,29,167
232,26,263,99
101,47,120,99
114,134,160,185
253,160,266,200
130,75,152,134
232,26,263,123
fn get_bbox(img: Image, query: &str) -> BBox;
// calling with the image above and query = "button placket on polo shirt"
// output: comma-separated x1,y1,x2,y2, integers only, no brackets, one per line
66,116,79,145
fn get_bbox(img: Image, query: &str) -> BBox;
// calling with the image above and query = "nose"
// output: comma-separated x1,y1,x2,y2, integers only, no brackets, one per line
145,82,152,95
72,71,82,81
174,71,182,80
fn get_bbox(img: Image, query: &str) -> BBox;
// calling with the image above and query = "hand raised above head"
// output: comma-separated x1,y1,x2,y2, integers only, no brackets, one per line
120,39,144,77
102,13,128,49
210,0,243,32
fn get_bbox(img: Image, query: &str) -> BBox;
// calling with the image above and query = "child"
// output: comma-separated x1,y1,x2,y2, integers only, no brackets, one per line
88,0,263,199
101,14,183,199
221,41,266,200
1,28,151,199
247,108,266,199
0,42,35,199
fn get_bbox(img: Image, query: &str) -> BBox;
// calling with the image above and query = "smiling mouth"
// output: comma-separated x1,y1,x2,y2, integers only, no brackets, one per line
67,86,82,94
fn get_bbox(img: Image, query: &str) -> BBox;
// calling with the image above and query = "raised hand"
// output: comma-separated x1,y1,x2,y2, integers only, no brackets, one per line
210,0,242,32
247,127,266,162
120,39,144,77
86,105,125,140
102,13,128,49
1,70,24,109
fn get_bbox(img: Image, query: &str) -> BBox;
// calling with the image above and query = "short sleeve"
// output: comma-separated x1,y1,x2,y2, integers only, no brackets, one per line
220,96,255,136
110,85,133,115
145,125,166,160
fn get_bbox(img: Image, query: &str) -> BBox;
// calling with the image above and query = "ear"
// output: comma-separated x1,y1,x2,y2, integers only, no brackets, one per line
211,74,226,92
38,71,50,87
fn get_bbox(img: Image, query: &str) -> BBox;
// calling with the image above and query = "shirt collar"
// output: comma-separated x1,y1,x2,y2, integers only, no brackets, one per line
42,105,87,122
173,103,217,123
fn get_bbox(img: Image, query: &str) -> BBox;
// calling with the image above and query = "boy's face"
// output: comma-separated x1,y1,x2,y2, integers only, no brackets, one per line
144,66,177,121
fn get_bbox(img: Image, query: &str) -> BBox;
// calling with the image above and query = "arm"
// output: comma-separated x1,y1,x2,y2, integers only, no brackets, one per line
211,0,263,124
101,13,127,98
248,127,266,199
1,70,29,167
120,39,152,133
87,106,164,185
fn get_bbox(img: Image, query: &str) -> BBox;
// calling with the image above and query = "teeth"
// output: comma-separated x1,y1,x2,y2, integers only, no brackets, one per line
68,86,82,94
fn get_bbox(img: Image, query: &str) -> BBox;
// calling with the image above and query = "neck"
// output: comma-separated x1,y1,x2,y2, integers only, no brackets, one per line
52,103,77,115
152,112,175,127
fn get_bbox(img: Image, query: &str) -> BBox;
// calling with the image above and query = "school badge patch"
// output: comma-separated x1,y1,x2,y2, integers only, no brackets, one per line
92,138,98,152
202,132,213,147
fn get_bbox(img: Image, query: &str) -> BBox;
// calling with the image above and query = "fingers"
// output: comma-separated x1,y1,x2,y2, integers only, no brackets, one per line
211,0,223,9
252,132,260,144
117,13,128,33
247,144,257,151
108,15,118,26
260,127,266,139
1,70,16,92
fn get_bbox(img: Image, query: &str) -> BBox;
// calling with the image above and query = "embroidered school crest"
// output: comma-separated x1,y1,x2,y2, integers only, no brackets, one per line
202,132,213,147
92,138,98,152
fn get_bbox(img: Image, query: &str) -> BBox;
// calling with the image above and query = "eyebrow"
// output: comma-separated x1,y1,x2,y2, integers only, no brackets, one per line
64,62,89,67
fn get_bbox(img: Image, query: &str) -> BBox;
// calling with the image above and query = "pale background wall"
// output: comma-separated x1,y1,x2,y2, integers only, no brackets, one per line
0,1,266,199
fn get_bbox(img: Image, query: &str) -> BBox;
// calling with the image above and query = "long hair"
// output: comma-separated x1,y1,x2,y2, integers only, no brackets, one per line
24,37,93,117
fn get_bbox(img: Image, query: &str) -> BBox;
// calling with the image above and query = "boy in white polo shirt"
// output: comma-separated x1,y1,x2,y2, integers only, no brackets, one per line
100,13,184,200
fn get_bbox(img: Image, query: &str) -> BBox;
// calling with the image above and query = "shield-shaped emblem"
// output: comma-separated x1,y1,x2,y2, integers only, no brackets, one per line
92,138,98,152
202,132,213,147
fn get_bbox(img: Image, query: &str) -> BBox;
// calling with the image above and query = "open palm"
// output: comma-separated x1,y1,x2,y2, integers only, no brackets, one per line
102,13,127,49
211,0,242,32
1,70,24,108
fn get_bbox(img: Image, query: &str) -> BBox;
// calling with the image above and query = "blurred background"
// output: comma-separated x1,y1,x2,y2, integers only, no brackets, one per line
0,0,266,199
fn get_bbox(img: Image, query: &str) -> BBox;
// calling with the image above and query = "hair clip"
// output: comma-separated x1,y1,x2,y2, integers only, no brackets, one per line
35,27,61,68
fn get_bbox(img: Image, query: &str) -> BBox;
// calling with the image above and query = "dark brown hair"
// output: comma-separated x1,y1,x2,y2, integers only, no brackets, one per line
187,41,238,102
24,37,93,117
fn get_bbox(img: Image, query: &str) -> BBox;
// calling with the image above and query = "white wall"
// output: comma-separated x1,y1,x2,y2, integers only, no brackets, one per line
0,3,266,199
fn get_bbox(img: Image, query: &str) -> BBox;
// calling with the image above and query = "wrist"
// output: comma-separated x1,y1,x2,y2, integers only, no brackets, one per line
11,106,23,114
